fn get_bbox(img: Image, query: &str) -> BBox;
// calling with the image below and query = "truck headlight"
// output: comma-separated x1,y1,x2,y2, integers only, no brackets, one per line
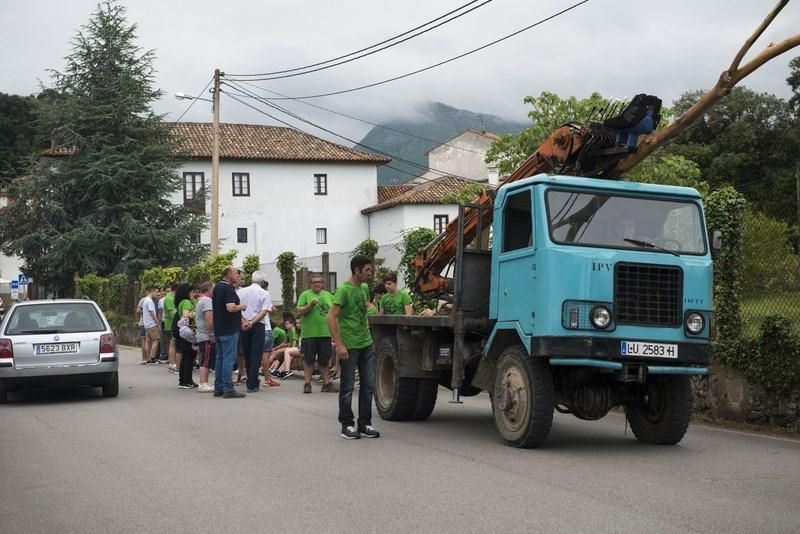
590,306,611,329
686,312,704,334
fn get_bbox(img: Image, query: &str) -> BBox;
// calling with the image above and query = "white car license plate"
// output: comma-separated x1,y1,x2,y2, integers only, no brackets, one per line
35,342,80,355
620,341,678,359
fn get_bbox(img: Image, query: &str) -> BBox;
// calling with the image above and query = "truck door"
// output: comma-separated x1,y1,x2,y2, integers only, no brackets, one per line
496,189,536,331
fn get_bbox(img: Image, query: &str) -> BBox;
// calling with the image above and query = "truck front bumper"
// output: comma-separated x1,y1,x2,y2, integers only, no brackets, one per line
532,336,710,365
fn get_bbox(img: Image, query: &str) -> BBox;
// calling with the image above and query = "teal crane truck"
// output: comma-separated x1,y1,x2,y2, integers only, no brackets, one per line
369,95,718,447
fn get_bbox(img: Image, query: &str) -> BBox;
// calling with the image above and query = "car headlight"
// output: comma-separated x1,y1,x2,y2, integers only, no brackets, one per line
686,312,704,334
590,306,611,329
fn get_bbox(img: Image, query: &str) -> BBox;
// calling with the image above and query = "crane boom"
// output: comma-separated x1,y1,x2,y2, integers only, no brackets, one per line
414,94,663,295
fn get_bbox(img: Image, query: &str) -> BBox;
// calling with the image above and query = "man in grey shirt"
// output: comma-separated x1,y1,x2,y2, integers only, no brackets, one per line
194,281,215,392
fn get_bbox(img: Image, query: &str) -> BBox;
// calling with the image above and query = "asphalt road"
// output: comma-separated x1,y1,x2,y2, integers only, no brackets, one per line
1,346,799,534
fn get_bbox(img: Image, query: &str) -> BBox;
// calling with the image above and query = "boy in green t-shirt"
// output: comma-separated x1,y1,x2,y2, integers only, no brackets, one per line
296,275,336,393
327,254,380,440
378,272,412,316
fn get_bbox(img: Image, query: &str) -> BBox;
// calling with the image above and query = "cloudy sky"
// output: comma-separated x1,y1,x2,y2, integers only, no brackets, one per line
1,0,798,142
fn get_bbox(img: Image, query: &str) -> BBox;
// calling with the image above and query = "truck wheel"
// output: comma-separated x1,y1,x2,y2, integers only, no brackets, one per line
375,337,417,421
410,379,438,420
492,345,553,448
627,375,691,445
102,372,119,398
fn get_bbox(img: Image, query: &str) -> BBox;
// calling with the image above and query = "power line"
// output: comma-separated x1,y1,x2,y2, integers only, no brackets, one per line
224,92,432,182
226,0,489,78
226,79,486,155
223,82,474,181
226,0,590,99
174,77,214,123
223,87,475,184
226,0,494,81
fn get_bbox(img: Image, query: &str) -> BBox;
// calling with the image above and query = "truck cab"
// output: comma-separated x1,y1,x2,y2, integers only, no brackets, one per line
485,174,711,446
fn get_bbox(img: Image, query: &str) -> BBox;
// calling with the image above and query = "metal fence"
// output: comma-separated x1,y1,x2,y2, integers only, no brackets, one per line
739,254,800,339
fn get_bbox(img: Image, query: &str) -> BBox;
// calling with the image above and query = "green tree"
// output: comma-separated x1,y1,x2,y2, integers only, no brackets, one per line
626,153,709,196
740,208,799,296
0,93,39,185
398,227,437,311
276,251,299,308
788,56,800,114
0,1,206,295
665,86,798,224
441,182,486,204
485,92,610,175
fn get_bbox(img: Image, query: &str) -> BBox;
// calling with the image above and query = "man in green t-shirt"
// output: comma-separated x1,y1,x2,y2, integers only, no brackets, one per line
378,272,412,316
327,254,380,440
296,275,336,394
162,283,178,372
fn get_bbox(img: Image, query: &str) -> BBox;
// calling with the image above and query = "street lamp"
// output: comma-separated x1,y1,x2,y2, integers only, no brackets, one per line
174,68,222,256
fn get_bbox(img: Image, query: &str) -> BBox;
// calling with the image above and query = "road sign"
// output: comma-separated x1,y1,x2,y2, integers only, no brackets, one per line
18,273,29,285
10,280,18,289
11,286,18,300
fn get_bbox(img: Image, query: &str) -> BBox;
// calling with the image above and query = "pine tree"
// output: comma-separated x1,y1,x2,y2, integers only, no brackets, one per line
0,1,206,295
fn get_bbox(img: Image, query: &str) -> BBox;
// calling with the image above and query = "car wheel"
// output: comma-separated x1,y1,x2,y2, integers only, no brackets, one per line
102,372,119,398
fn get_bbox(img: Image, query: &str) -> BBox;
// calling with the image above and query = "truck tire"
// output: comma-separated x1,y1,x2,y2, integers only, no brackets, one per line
492,345,553,448
627,375,691,445
374,337,417,421
102,372,119,398
410,379,438,420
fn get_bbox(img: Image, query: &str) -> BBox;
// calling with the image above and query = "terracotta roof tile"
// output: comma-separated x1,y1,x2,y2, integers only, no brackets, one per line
377,185,413,203
363,176,491,214
41,122,391,164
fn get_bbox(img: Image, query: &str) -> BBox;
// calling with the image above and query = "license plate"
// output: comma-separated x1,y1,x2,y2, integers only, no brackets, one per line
620,341,678,359
35,342,80,355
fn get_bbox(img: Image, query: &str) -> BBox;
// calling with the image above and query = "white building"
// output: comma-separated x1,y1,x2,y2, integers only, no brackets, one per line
169,122,390,297
407,129,501,185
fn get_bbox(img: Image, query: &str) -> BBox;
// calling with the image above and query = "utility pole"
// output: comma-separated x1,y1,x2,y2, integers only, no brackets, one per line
796,163,799,254
211,68,221,256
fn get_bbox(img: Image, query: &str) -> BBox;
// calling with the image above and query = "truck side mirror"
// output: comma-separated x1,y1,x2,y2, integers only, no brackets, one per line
711,230,723,254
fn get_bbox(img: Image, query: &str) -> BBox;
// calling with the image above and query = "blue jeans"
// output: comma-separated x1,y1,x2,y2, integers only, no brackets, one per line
215,332,239,394
241,323,265,391
338,346,376,429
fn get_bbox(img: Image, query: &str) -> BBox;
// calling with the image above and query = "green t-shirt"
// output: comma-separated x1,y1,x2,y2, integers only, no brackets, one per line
163,293,176,329
332,281,372,349
272,326,287,346
176,298,195,328
297,289,333,338
286,328,299,346
380,290,412,316
366,304,377,317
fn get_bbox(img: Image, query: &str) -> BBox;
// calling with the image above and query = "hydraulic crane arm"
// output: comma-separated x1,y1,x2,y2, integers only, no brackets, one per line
414,95,662,295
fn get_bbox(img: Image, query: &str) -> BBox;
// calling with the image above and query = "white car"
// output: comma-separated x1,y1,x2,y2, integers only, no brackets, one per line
0,299,119,403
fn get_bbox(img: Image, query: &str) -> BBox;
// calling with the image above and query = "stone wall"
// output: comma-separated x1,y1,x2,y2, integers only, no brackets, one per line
692,360,800,426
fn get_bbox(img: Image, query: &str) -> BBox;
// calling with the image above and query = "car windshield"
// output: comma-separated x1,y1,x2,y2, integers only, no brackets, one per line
5,302,106,335
546,189,707,254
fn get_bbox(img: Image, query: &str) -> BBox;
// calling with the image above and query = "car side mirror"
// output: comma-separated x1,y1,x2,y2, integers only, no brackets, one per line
710,230,723,254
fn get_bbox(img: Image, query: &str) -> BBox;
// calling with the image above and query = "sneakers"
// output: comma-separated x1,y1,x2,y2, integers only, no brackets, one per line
247,387,260,393
340,426,360,440
358,425,380,438
303,383,312,394
168,364,177,373
321,383,338,393
223,390,246,399
178,383,194,389
197,383,214,393
147,358,159,365
264,378,281,387
213,390,223,397
282,370,294,379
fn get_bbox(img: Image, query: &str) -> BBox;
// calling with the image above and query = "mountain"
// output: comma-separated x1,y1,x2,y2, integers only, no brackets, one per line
358,102,528,185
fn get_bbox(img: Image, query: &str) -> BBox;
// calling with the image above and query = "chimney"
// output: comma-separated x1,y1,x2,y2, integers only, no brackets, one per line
487,165,499,186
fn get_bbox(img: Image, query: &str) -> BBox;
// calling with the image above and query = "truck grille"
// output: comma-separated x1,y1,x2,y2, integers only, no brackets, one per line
614,263,682,326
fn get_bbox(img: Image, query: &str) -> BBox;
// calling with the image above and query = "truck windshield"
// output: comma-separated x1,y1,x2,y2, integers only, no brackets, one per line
546,189,707,254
